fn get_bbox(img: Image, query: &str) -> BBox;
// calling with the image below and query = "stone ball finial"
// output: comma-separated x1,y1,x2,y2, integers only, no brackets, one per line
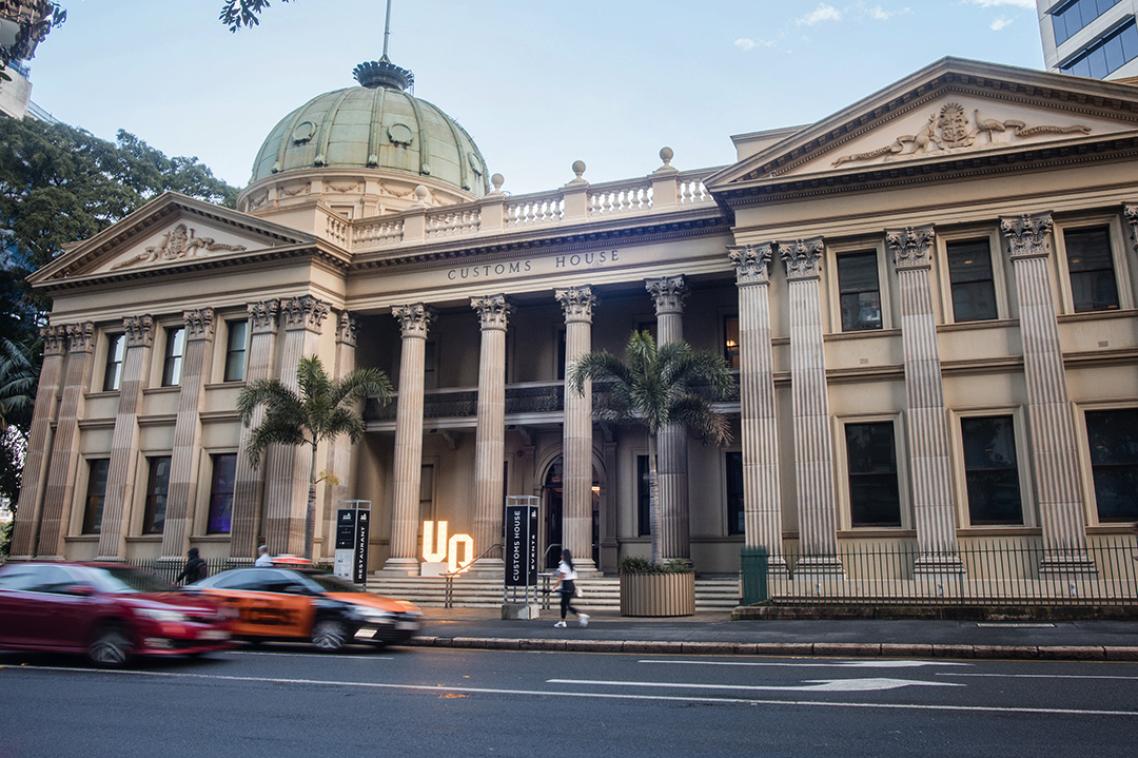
491,173,505,193
571,160,586,179
659,146,674,166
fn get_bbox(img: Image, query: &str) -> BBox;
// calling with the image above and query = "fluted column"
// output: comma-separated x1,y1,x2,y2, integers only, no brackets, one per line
886,227,962,572
35,323,96,559
385,304,434,574
8,326,68,559
471,294,511,573
1001,213,1093,572
159,309,216,562
97,315,155,560
780,239,842,575
557,285,597,573
322,312,359,560
230,299,280,561
646,275,691,561
728,244,785,570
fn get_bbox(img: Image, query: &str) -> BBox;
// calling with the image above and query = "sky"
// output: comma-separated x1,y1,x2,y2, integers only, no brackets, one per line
22,0,1047,194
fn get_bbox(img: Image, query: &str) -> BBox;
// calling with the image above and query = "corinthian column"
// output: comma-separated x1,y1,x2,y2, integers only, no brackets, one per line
1001,213,1093,572
385,304,434,574
470,294,511,573
885,227,962,572
8,326,68,560
98,315,155,560
556,285,597,574
36,323,96,559
230,299,280,562
645,275,691,561
780,239,842,575
322,312,359,560
728,244,785,571
160,309,216,563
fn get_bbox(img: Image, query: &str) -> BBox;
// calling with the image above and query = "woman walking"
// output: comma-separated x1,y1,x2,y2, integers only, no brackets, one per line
552,549,589,628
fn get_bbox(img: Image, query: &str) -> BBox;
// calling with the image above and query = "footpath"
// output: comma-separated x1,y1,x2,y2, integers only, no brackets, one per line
411,608,1138,661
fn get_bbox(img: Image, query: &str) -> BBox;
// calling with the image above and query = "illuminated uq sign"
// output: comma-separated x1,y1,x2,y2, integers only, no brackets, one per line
422,521,474,574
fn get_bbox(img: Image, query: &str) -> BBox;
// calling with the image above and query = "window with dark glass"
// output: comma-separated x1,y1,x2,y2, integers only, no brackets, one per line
424,340,438,390
557,329,567,379
161,327,185,386
103,334,125,391
1085,409,1138,522
724,316,740,370
1060,18,1138,79
725,451,744,535
636,455,651,536
206,453,237,534
844,423,902,527
947,239,998,322
837,251,882,331
223,320,248,382
961,416,1023,525
419,464,435,522
1053,0,1122,45
82,459,110,534
142,456,172,535
1065,226,1120,312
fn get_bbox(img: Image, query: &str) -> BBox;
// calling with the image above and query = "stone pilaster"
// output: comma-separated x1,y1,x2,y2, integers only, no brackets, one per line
470,294,511,573
322,311,359,560
8,326,68,559
556,285,597,573
230,299,280,561
1124,204,1138,254
645,275,691,561
97,315,155,560
1001,213,1093,572
780,238,842,574
159,309,215,562
728,244,785,570
35,322,96,558
385,304,434,574
885,227,962,572
263,295,330,555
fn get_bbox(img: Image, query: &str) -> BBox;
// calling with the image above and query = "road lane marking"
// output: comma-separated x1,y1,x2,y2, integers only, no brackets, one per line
638,659,970,669
976,623,1055,628
547,677,962,692
225,651,395,661
6,666,1138,717
937,672,1138,681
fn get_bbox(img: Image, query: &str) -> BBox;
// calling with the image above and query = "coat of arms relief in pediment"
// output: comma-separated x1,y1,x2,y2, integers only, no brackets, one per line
108,223,249,272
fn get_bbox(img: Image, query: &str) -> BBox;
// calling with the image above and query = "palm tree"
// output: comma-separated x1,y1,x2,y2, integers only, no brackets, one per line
0,336,36,436
237,355,393,560
568,331,734,564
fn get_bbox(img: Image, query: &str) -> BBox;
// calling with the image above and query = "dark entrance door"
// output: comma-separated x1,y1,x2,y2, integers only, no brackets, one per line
543,457,601,569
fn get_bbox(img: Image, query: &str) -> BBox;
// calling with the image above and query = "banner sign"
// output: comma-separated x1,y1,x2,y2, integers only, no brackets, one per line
504,504,538,588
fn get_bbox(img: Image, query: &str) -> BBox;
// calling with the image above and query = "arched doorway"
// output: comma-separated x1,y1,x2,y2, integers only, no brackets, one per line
542,456,601,569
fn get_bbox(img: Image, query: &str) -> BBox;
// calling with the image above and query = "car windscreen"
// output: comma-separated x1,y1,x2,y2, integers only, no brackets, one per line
89,566,177,594
304,573,360,593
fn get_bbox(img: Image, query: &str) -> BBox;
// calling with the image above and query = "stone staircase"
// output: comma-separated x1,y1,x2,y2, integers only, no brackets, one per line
367,574,741,612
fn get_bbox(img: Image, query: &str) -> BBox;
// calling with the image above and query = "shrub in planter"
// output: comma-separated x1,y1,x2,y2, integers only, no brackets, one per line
620,558,695,617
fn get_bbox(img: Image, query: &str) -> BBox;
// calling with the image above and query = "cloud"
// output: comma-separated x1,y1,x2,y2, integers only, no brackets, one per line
990,16,1014,30
734,37,757,51
797,3,843,26
963,0,1034,8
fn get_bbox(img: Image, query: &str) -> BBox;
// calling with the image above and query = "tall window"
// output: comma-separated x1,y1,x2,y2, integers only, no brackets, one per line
1065,226,1120,312
419,464,435,522
1059,18,1138,78
142,456,172,535
1085,409,1138,522
1053,0,1122,45
161,327,185,386
946,239,998,322
103,334,125,391
223,320,248,382
844,422,902,527
82,459,111,534
206,453,237,534
837,251,882,331
725,451,744,535
961,416,1023,525
723,316,740,370
557,329,567,379
424,341,438,390
636,455,651,537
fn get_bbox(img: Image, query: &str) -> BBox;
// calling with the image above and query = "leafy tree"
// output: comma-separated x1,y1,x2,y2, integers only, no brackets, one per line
219,0,294,32
238,356,392,560
568,331,733,564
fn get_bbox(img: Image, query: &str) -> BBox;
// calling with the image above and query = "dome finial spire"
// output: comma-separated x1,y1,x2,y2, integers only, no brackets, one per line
354,0,414,90
382,0,393,60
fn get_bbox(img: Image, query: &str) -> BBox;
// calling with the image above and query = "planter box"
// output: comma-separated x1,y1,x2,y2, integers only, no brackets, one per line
620,572,695,617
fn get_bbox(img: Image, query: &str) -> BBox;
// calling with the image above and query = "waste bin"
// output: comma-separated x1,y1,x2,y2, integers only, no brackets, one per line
741,547,770,605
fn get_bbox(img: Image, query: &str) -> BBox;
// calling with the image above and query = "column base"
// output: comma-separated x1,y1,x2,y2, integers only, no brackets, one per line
763,556,791,578
570,558,600,578
914,554,966,576
381,558,421,576
1039,554,1098,577
793,555,845,578
7,554,34,562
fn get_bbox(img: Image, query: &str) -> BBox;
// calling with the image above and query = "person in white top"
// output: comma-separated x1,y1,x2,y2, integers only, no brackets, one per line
254,545,273,567
552,549,589,628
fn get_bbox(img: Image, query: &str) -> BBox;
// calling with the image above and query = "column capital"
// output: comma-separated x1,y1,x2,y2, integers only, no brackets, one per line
65,322,95,353
779,237,825,281
1124,203,1138,251
281,295,331,333
41,325,69,356
392,303,435,339
336,311,359,346
886,226,936,271
471,294,512,331
555,285,597,323
247,298,281,334
645,275,687,315
728,243,774,286
1001,212,1054,260
182,308,216,342
122,314,155,348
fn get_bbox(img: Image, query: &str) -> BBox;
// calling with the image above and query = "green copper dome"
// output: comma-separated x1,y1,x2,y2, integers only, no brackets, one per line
249,60,489,196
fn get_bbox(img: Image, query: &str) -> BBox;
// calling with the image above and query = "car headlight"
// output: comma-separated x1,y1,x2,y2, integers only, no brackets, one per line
138,608,189,623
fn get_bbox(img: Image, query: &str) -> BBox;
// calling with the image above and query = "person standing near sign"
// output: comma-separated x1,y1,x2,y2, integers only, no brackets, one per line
552,549,589,628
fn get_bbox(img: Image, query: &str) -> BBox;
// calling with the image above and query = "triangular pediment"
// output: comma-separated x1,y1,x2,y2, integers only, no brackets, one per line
707,57,1138,191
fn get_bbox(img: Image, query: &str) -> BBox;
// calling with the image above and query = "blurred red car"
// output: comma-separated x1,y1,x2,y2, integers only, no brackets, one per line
0,561,232,666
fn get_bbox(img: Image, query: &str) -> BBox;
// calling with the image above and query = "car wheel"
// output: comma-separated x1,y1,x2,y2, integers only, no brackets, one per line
311,619,346,652
88,625,133,668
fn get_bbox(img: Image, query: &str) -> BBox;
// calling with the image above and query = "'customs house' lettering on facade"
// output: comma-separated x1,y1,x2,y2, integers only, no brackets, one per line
447,249,620,280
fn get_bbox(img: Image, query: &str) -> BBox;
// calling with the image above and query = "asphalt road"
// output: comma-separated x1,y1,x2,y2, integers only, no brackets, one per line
2,644,1138,757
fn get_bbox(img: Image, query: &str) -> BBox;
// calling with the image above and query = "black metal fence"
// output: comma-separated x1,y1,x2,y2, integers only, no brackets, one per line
125,558,238,586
